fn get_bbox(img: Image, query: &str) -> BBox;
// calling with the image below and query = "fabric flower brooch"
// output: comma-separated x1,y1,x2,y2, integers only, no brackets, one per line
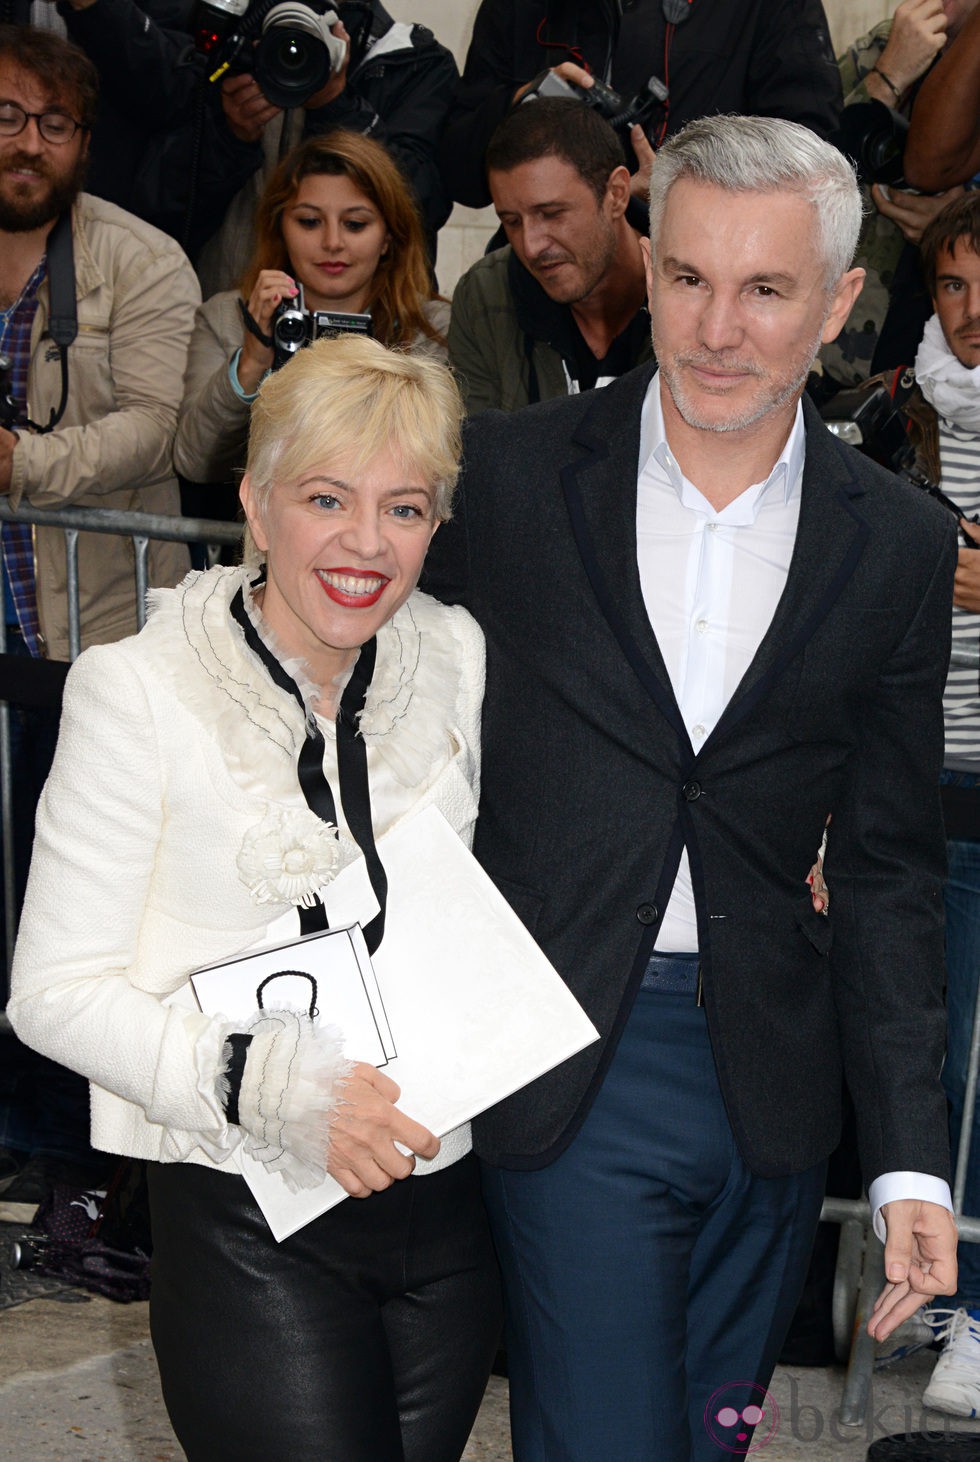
237,807,339,908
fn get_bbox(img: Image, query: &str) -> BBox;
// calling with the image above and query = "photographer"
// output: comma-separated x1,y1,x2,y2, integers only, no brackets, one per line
447,100,652,416
196,0,458,291
176,130,448,487
834,191,980,1419
0,1,271,260
438,0,842,212
0,24,198,1208
821,0,972,388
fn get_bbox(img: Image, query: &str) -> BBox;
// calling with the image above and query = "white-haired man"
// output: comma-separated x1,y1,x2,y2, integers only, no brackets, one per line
426,114,959,1461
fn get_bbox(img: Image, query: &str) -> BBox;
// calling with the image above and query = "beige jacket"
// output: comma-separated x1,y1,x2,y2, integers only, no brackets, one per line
175,291,450,486
10,194,201,660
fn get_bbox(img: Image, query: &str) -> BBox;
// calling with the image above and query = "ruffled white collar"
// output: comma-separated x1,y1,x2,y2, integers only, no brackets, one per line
145,565,461,794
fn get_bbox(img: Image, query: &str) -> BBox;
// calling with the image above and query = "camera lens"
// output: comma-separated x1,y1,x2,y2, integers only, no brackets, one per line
274,312,308,350
255,22,330,107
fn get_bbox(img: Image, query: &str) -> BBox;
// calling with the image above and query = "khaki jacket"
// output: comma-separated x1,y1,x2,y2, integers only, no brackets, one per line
10,194,201,660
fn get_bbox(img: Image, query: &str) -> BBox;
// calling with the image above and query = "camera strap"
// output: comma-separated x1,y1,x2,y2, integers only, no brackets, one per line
23,211,77,436
238,295,274,350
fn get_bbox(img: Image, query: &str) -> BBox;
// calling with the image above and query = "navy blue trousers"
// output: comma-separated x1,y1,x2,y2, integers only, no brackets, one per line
482,989,827,1462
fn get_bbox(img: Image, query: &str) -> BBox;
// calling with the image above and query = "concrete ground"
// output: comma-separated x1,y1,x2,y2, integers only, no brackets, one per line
6,1301,980,1462
4,1239,980,1461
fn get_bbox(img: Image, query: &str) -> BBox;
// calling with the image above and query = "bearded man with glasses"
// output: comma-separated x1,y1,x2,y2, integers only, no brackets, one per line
0,23,199,1215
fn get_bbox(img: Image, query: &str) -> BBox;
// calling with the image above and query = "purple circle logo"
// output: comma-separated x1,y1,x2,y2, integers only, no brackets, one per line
703,1382,779,1453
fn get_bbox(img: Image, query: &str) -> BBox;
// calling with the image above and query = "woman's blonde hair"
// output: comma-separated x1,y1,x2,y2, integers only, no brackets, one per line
242,130,444,351
243,335,462,564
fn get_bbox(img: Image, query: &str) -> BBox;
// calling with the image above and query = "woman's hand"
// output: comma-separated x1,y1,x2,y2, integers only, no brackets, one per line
328,1061,440,1198
238,270,297,393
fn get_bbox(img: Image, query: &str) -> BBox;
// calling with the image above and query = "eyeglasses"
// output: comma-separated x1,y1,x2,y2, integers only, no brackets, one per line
0,103,83,144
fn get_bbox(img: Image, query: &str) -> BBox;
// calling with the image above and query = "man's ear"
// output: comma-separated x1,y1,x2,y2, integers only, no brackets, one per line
605,164,632,219
239,473,270,554
639,234,655,310
821,267,866,345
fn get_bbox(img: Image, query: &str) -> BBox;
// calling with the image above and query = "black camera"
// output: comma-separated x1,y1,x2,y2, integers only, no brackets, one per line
831,99,910,188
522,69,668,141
820,378,980,545
0,354,18,432
272,284,373,369
193,0,346,109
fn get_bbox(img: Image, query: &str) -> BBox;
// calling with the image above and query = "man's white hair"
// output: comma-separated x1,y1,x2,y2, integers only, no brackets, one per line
648,114,863,286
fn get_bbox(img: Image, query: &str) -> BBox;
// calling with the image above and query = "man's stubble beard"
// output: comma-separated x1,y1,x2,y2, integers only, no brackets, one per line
653,316,829,435
0,151,87,232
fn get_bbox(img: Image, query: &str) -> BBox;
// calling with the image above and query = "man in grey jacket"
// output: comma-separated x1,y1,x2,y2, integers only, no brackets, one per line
448,99,652,415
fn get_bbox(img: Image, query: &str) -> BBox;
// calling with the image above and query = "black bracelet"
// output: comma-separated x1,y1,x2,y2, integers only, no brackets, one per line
223,1032,253,1127
871,64,902,102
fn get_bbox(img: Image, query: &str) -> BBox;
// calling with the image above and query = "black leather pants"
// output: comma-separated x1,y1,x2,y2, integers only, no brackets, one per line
147,1154,502,1462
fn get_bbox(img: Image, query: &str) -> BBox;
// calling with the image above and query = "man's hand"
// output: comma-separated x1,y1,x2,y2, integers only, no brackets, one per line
513,60,593,104
871,182,965,243
954,519,980,609
0,427,16,495
868,1198,958,1340
304,20,350,110
873,0,948,98
221,72,282,144
327,1061,440,1199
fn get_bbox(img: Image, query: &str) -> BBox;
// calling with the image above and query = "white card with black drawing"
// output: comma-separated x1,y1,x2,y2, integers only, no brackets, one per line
190,922,396,1068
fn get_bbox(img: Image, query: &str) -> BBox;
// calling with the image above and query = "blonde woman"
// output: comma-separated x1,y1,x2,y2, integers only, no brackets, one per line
10,338,500,1462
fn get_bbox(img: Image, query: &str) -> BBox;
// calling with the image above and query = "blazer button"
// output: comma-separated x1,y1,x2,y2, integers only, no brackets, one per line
682,780,702,801
636,903,659,925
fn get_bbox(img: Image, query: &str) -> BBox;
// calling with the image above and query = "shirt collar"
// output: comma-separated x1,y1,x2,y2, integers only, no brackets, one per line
638,369,806,522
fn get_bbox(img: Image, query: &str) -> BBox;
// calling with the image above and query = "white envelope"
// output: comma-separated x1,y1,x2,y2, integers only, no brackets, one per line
197,804,598,1241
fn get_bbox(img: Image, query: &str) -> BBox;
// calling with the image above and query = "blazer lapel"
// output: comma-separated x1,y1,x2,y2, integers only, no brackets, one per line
558,364,689,740
709,397,871,745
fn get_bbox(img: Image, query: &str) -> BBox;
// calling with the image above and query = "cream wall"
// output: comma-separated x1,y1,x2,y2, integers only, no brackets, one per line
384,0,903,290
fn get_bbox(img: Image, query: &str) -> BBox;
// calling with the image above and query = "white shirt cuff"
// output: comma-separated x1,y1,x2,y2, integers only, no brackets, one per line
868,1171,954,1242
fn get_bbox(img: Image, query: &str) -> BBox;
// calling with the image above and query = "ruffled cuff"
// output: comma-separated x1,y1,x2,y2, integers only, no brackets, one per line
218,1009,352,1192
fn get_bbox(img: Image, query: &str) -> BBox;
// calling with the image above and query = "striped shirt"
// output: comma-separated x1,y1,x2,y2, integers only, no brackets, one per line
941,418,980,769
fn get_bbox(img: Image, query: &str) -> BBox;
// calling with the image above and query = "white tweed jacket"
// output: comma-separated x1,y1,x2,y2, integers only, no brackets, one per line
8,566,485,1174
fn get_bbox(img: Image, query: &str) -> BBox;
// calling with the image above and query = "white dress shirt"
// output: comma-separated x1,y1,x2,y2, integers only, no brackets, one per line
634,372,952,1238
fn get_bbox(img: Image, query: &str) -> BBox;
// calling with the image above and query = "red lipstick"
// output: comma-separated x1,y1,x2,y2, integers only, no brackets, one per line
316,568,390,608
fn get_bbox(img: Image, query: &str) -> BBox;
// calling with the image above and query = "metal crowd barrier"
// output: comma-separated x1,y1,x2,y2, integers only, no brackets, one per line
0,499,240,1009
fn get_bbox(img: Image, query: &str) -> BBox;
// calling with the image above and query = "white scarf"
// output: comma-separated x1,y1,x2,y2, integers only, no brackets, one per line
915,312,980,433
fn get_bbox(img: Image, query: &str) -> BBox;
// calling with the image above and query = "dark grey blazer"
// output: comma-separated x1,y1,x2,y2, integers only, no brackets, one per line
427,362,956,1187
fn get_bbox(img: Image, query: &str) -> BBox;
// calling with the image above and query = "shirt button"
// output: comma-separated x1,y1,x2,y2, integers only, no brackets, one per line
692,723,706,739
636,903,659,925
706,522,719,533
696,619,708,635
682,780,702,801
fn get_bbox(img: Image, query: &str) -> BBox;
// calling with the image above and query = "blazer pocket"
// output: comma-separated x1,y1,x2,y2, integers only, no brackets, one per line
795,896,833,955
488,874,546,939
